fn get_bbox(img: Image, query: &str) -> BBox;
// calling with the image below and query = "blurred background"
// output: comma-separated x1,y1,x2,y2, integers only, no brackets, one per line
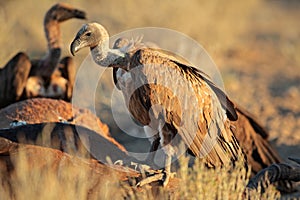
0,0,299,159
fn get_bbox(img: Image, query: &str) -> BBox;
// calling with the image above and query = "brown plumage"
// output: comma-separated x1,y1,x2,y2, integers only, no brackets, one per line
70,23,293,190
71,23,245,186
0,53,31,108
113,37,290,163
0,3,86,108
111,38,293,191
232,106,277,174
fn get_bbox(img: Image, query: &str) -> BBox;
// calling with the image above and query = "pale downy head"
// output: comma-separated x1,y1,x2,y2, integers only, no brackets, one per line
70,23,109,56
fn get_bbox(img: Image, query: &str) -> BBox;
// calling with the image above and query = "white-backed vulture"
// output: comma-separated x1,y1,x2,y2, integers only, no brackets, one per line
71,23,246,186
112,38,288,178
0,3,86,108
70,24,294,191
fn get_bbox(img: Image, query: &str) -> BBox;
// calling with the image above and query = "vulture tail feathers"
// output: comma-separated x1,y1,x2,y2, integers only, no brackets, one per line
232,108,294,193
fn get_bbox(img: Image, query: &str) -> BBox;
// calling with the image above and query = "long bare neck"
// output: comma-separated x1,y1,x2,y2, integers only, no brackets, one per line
91,39,126,68
45,20,62,50
32,19,61,79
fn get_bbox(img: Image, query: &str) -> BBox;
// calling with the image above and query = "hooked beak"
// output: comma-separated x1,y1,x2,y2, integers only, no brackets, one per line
70,37,82,56
72,9,87,20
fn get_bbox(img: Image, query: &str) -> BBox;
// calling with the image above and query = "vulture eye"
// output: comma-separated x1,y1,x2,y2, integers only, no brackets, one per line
86,32,91,36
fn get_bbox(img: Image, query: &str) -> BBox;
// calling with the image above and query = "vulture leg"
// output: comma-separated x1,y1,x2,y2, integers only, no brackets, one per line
144,135,160,167
114,135,172,188
136,145,175,187
0,52,31,108
163,149,173,187
137,122,176,187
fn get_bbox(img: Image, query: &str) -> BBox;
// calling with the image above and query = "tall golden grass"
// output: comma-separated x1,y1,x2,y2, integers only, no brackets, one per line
0,147,280,200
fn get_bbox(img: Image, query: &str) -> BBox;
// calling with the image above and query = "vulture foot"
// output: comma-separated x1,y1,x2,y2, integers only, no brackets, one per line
136,167,175,187
114,159,174,187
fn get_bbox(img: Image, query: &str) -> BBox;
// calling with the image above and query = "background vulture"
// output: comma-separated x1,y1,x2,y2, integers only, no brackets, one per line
0,3,86,108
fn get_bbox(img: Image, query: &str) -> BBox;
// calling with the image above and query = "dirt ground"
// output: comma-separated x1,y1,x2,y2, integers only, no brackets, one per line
0,0,299,196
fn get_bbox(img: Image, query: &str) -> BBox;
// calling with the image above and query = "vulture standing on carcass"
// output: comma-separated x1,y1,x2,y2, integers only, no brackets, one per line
0,3,86,108
70,23,293,191
70,23,244,187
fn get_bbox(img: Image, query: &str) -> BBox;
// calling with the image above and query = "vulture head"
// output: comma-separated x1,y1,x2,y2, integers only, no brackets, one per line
70,23,109,56
45,3,86,24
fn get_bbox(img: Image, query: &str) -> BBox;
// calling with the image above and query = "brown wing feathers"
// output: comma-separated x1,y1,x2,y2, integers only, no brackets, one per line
129,49,242,166
0,53,31,108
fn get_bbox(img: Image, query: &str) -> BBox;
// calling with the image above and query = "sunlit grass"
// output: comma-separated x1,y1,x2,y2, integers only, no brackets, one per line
176,156,280,200
0,145,125,200
0,146,280,199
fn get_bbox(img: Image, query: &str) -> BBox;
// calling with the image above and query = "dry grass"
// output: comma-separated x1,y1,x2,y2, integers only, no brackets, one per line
0,148,280,200
0,145,125,200
176,156,280,200
0,149,90,200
